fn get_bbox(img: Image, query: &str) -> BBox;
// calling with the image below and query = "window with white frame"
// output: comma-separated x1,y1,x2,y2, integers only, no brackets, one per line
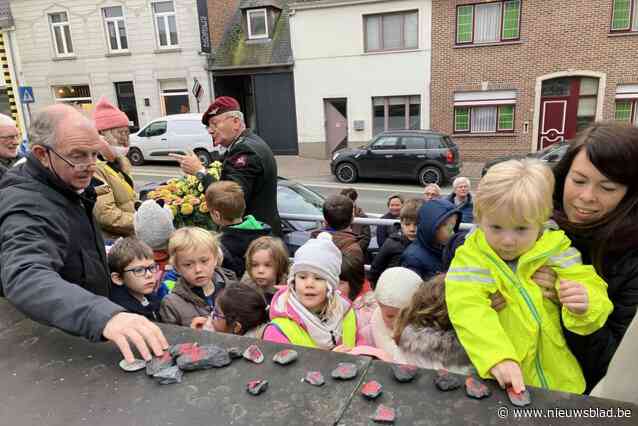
456,1,521,44
453,91,516,133
152,1,179,48
49,12,74,56
365,11,418,52
103,6,128,52
611,0,638,32
615,84,638,126
372,96,421,135
247,9,268,39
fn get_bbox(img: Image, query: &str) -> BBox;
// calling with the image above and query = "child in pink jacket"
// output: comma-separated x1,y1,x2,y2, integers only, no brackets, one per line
263,234,366,350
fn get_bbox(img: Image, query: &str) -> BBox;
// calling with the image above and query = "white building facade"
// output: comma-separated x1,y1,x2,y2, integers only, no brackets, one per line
289,0,431,158
11,0,211,130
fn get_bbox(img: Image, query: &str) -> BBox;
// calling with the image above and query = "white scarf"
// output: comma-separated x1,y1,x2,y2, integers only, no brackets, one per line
287,290,350,350
370,307,404,363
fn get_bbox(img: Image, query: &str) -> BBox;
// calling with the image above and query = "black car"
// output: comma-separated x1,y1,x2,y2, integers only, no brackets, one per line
480,141,570,177
330,130,462,186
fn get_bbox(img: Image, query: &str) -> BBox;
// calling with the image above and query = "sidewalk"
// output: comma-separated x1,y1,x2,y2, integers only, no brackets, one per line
276,155,485,184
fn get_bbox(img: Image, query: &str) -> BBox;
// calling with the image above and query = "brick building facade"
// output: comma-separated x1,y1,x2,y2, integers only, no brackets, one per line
431,0,638,162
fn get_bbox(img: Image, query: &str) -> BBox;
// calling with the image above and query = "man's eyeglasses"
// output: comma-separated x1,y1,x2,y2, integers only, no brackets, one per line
207,115,233,131
0,134,19,142
123,264,159,277
45,146,98,172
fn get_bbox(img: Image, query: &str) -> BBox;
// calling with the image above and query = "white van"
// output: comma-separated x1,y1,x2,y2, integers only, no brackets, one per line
128,113,224,166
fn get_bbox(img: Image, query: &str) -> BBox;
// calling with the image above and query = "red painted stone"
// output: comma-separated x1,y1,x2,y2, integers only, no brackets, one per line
434,369,461,391
243,344,265,364
371,404,395,424
507,387,531,407
169,342,198,357
361,380,383,399
392,364,418,383
303,371,325,387
465,375,491,399
176,344,231,370
246,379,268,396
331,362,358,380
273,349,298,365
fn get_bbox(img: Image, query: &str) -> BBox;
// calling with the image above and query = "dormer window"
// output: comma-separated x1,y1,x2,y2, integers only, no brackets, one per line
247,8,268,39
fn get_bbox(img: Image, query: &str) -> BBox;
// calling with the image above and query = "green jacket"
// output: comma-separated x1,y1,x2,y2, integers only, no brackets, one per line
446,226,613,394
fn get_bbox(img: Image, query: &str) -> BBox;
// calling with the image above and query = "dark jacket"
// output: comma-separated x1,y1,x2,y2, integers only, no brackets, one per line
311,227,364,263
110,285,161,322
159,267,237,327
0,154,124,342
401,198,460,280
561,233,638,393
220,215,272,278
203,129,281,236
447,192,474,223
368,231,412,286
0,156,18,181
376,212,401,248
352,205,371,255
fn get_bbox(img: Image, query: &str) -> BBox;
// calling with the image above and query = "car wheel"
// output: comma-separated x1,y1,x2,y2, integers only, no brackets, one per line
418,165,443,186
195,149,211,167
128,148,145,166
335,162,358,183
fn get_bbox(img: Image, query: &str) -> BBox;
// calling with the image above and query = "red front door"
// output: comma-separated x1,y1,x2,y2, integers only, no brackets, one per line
539,99,567,150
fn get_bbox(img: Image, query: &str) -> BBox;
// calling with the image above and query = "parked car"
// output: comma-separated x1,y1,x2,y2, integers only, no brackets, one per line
128,113,223,167
330,130,461,186
480,140,570,177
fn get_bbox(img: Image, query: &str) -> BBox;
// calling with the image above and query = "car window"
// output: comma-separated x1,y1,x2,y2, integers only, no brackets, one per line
170,120,207,136
425,136,447,149
147,121,167,137
277,183,324,231
371,136,400,150
402,137,426,150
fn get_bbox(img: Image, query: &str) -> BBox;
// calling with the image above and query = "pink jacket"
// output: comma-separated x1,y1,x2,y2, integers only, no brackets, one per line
263,287,367,347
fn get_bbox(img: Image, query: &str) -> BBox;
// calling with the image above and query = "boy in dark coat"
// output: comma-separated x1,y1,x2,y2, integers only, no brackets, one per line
311,194,364,264
401,198,460,280
206,180,272,279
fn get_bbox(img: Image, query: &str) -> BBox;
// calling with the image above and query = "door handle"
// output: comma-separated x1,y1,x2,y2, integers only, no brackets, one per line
161,138,167,141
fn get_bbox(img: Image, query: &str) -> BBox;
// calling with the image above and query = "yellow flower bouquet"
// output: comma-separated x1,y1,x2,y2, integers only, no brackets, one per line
146,161,222,230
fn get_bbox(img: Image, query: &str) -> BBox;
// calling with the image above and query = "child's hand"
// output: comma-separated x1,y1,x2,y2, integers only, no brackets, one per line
532,266,559,303
558,280,589,314
190,316,208,330
490,360,526,393
490,291,507,311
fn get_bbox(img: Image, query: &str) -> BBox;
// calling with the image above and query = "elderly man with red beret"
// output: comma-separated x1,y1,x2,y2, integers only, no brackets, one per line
172,96,281,236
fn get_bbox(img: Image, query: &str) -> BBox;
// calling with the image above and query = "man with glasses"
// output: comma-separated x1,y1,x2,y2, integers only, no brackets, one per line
171,96,282,236
0,104,168,364
0,113,20,181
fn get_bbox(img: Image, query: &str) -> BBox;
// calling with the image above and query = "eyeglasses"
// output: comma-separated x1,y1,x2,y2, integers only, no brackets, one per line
123,264,159,277
45,146,98,172
207,115,233,131
0,134,19,142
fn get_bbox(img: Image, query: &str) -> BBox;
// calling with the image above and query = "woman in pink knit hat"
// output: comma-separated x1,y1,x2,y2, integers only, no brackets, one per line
92,97,138,240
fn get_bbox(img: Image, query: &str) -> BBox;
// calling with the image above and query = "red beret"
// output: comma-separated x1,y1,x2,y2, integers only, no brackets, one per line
201,96,241,125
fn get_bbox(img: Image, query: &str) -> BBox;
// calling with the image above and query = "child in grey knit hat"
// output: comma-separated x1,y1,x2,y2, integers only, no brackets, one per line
134,200,175,251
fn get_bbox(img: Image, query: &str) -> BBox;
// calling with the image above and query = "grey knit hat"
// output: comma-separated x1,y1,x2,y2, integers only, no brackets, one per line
289,232,342,296
133,199,175,250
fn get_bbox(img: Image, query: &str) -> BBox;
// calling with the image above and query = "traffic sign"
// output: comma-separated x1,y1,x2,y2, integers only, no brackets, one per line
192,79,203,99
19,86,35,104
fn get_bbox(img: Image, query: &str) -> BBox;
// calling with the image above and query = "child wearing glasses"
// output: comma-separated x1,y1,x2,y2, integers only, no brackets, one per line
108,237,162,321
159,227,237,327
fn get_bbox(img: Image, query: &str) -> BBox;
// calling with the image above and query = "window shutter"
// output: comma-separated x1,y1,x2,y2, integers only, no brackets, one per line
455,107,470,132
615,101,632,121
502,0,520,39
497,105,514,130
456,6,473,43
612,0,631,30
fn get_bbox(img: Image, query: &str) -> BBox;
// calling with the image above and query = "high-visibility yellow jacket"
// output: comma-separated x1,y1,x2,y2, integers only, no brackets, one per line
270,309,357,349
446,226,613,394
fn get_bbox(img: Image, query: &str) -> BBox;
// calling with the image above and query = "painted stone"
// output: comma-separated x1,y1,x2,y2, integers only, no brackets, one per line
303,371,325,387
154,365,183,385
176,344,231,371
273,349,298,365
392,364,418,383
119,358,146,372
434,369,461,391
145,351,174,376
331,362,358,380
242,344,265,364
168,342,198,358
246,379,268,396
465,375,491,399
361,380,383,399
371,404,395,424
507,387,531,407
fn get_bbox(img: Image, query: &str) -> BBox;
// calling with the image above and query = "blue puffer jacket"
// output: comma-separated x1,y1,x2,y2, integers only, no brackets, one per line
447,192,474,223
401,199,460,280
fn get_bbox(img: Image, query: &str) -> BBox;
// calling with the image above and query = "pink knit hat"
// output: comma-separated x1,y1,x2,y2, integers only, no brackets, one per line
92,97,130,131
